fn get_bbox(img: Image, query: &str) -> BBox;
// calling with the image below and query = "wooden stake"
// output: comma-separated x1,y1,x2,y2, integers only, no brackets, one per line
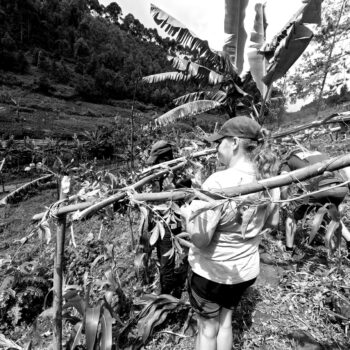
53,176,70,350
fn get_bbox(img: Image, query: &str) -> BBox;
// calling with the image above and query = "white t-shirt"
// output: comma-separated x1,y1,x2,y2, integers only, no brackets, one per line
187,163,274,284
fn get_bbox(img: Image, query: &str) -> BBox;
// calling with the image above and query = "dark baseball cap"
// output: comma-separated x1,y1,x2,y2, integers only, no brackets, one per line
146,140,173,165
206,116,261,142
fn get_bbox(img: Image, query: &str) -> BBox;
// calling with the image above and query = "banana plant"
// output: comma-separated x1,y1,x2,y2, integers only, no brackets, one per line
143,1,323,126
143,3,261,125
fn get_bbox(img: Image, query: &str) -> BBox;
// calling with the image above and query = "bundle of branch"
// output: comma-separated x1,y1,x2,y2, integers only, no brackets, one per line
0,174,54,206
32,154,350,221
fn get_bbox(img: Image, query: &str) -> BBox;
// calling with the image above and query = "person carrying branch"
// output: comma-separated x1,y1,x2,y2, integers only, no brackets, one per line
280,145,350,257
181,117,280,350
145,140,191,297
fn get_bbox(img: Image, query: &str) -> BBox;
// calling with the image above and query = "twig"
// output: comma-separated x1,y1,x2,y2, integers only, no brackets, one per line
158,330,190,338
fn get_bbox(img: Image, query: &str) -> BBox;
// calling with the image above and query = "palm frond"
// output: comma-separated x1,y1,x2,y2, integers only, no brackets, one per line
173,91,227,105
155,100,222,126
142,72,190,84
150,4,217,59
171,57,224,85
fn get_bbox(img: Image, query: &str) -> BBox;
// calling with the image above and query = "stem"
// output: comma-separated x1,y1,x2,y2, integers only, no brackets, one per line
130,71,140,170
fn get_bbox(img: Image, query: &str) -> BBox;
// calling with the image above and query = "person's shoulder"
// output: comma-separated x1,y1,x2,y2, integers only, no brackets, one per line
202,168,232,190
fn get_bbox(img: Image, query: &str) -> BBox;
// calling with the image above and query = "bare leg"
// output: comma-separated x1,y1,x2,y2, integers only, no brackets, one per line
285,216,296,249
217,308,233,350
196,314,219,350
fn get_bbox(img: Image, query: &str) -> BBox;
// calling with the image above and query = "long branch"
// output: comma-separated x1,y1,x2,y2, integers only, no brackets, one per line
271,112,350,139
0,174,54,206
32,154,350,219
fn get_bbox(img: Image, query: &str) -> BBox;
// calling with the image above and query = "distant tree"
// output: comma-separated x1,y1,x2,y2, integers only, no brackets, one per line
74,37,90,58
105,2,122,24
286,0,350,104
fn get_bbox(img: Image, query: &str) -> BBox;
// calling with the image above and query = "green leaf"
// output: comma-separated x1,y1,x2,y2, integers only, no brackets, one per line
309,206,327,244
158,222,166,240
23,340,32,350
149,224,160,246
155,100,221,127
262,21,313,86
150,4,216,60
325,220,340,252
100,308,113,350
85,306,101,350
301,0,323,24
143,71,190,84
174,90,227,106
169,56,224,85
71,322,83,350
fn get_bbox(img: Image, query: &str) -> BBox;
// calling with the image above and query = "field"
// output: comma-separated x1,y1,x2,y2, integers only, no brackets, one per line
1,72,350,350
2,108,350,350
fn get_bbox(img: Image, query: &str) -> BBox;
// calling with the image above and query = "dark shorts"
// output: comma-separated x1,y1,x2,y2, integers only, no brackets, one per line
187,270,256,319
291,186,348,221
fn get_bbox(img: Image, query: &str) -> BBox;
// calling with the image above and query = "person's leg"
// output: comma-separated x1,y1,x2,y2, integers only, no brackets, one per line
217,307,233,350
156,230,176,294
196,314,219,350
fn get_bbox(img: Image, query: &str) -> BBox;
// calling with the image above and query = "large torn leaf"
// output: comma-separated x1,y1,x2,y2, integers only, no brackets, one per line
143,71,190,84
247,2,267,97
262,21,313,86
155,100,222,126
150,3,216,59
169,56,224,85
301,0,323,24
173,90,227,105
224,0,249,73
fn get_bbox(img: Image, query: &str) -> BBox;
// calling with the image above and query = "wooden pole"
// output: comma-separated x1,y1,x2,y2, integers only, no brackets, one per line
53,176,70,350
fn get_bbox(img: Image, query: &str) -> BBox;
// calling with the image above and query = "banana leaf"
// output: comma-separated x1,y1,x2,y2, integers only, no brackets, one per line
174,90,227,105
155,100,222,126
86,306,101,350
142,71,191,84
224,0,249,73
260,0,321,60
150,4,216,59
301,0,323,24
247,2,267,97
262,21,313,86
169,56,224,85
